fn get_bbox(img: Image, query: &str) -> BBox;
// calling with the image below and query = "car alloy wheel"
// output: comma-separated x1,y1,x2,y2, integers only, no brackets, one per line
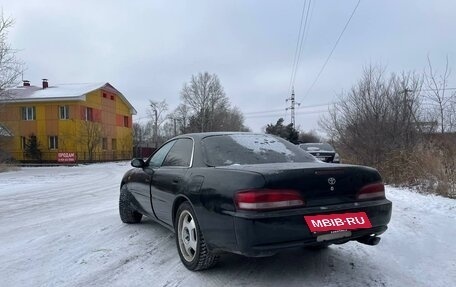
177,209,198,262
175,202,219,270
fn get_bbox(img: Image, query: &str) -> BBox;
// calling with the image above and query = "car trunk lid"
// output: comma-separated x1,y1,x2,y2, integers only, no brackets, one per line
217,162,381,206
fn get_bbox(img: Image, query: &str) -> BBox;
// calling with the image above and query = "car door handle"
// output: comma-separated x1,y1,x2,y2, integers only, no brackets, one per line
172,179,179,184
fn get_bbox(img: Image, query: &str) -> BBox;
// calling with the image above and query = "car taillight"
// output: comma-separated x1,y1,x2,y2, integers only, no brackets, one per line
234,189,305,210
357,182,385,200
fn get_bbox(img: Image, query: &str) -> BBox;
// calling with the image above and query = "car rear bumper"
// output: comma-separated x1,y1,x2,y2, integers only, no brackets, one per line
229,199,392,257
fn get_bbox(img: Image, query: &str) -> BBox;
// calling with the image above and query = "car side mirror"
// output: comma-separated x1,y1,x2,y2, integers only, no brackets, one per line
131,158,155,175
131,158,145,168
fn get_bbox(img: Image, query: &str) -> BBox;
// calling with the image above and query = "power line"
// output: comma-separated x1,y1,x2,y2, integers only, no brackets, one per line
285,0,315,126
244,86,455,119
293,0,314,90
288,0,309,94
296,101,338,109
295,109,330,115
244,113,287,119
243,107,288,115
244,87,456,117
243,101,338,115
303,0,362,99
290,0,313,91
244,109,329,119
244,106,334,119
244,86,456,119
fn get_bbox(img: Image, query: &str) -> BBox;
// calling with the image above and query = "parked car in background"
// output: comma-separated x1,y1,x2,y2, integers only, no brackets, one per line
119,133,391,271
299,143,340,163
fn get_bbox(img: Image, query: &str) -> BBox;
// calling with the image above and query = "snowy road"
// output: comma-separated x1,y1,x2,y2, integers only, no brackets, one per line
0,162,455,287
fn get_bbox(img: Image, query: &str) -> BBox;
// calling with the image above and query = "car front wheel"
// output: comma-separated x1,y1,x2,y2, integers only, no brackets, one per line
119,186,142,224
175,202,219,271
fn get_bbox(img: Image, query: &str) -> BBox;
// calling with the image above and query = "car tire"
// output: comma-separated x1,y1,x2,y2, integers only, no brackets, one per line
175,202,219,271
119,186,142,224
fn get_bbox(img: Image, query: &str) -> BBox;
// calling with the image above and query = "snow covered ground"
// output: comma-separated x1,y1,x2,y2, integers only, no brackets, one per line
0,162,455,287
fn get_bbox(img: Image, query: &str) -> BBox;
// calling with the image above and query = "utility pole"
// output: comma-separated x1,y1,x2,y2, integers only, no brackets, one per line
153,109,158,148
149,100,168,148
401,88,424,135
286,87,300,127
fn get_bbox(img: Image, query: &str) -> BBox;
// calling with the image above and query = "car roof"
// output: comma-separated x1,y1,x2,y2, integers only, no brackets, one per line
173,132,267,140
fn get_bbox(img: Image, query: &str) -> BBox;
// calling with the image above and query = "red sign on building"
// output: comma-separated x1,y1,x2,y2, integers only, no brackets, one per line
57,152,77,163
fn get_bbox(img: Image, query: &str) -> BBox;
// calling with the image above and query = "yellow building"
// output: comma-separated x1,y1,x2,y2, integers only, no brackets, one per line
0,80,137,162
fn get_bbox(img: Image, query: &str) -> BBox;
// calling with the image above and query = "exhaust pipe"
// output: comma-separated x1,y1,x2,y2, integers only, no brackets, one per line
357,235,381,246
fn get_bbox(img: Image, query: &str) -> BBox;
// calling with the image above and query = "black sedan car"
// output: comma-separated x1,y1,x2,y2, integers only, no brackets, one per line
119,132,392,271
299,142,340,163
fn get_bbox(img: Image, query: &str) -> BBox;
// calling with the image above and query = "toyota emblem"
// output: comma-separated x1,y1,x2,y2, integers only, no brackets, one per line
328,177,336,185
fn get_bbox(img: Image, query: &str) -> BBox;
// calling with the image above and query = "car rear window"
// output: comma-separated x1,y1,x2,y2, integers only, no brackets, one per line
201,134,315,166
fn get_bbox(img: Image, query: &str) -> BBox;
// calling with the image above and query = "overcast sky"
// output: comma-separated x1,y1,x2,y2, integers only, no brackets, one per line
3,0,456,133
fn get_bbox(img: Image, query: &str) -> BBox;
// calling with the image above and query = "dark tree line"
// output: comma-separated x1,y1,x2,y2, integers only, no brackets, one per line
265,118,299,143
265,119,320,144
321,63,456,198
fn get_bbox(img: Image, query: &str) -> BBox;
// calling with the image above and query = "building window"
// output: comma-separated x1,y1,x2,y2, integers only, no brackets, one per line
59,106,69,120
49,136,58,150
85,107,93,121
102,138,108,150
102,93,107,98
21,107,36,120
110,95,115,100
123,116,129,127
20,136,26,150
112,138,117,150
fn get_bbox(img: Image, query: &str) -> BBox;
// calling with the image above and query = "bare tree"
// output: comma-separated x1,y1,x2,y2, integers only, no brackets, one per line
160,120,175,140
0,13,23,160
424,55,456,133
0,12,23,101
214,106,249,132
320,65,423,167
173,104,191,134
181,72,228,132
148,100,168,147
118,132,133,159
79,121,102,161
450,100,456,132
132,121,151,156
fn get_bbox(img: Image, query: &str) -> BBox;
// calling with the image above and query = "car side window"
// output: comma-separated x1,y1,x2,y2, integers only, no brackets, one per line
162,138,193,167
149,140,176,168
